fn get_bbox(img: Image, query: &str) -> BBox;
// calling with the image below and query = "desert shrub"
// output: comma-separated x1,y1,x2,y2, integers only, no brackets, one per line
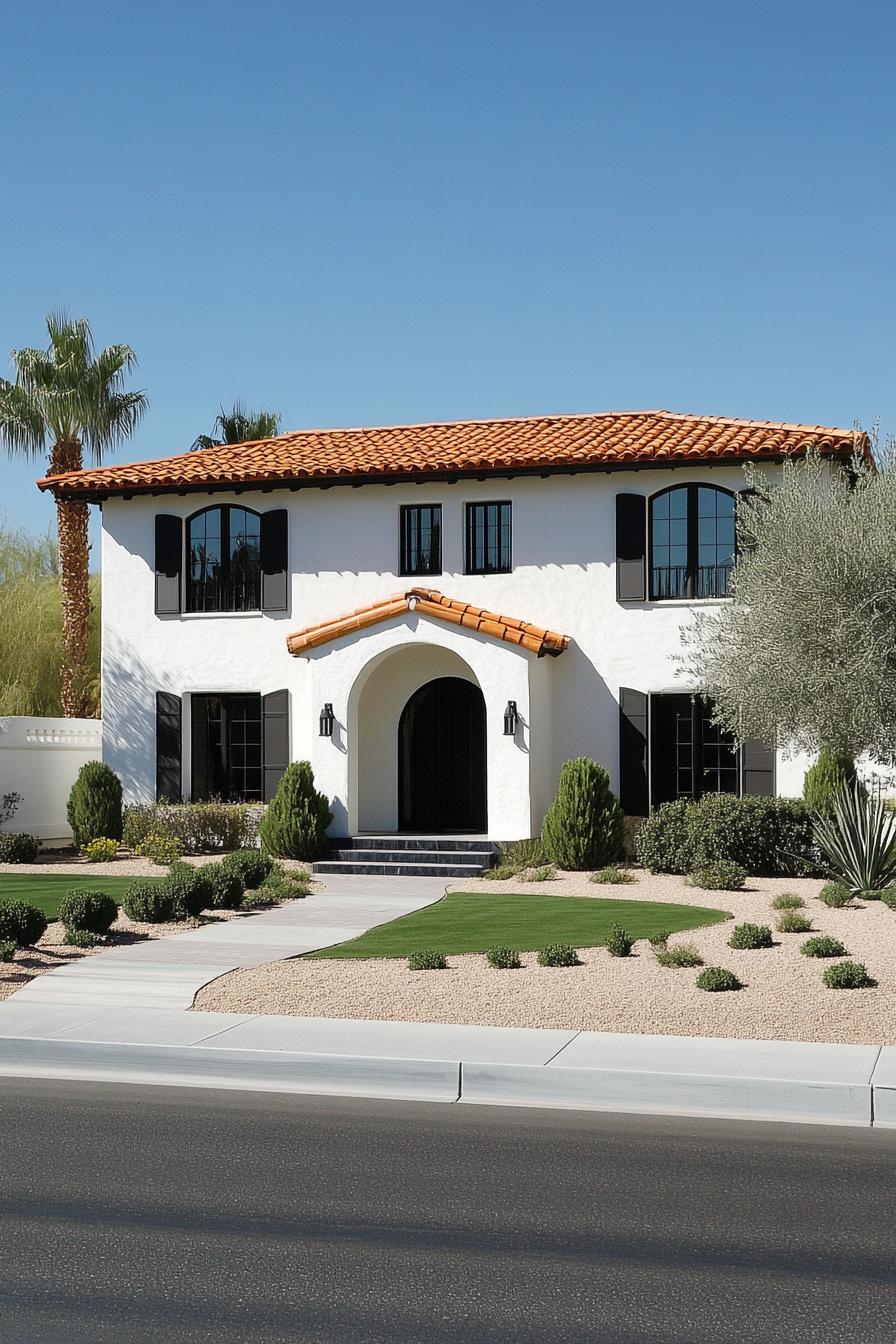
481,863,517,881
813,784,896,894
696,966,742,992
648,929,671,947
122,801,262,854
0,833,40,864
241,889,277,910
776,911,812,934
634,799,693,874
591,866,636,885
58,889,117,935
0,940,16,962
605,924,633,957
818,881,853,908
64,928,96,948
801,935,848,958
771,893,805,910
67,761,123,849
537,943,580,967
486,946,522,969
822,960,876,989
135,833,184,865
163,863,212,919
260,870,310,900
857,888,887,901
221,849,274,890
655,942,703,968
0,899,47,947
121,880,176,924
259,762,332,861
728,922,774,950
541,758,624,871
497,838,548,870
200,862,245,910
882,890,896,911
518,865,556,882
689,861,746,891
635,795,815,877
80,837,118,863
803,748,861,818
407,948,447,970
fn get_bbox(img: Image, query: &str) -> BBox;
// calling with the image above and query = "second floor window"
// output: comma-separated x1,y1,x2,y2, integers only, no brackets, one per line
187,506,262,612
650,485,735,600
400,505,442,577
465,501,512,574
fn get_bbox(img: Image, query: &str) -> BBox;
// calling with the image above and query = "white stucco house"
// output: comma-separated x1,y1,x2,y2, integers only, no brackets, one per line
39,409,867,873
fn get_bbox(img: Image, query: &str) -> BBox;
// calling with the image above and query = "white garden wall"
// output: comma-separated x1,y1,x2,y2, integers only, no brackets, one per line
0,717,102,846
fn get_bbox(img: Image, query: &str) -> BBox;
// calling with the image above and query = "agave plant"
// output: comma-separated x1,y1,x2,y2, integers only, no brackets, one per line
812,782,896,894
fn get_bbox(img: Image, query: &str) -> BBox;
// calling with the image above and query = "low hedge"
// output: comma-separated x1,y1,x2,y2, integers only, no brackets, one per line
0,833,40,864
122,802,262,855
635,794,815,877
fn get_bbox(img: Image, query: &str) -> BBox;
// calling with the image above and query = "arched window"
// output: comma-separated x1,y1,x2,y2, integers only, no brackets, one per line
649,484,736,600
186,505,262,612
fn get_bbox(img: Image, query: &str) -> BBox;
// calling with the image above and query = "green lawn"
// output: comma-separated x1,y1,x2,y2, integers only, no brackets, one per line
0,873,162,920
308,891,730,959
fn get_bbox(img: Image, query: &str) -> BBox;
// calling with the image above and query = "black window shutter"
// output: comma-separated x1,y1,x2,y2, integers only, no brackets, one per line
616,495,646,601
262,690,290,802
156,692,182,802
261,510,289,612
155,515,183,615
619,688,649,814
741,739,776,796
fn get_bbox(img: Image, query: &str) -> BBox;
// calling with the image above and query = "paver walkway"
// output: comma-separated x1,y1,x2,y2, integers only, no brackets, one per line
9,875,447,1012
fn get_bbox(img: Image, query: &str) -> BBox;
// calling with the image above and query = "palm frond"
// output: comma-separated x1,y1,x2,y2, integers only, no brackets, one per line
0,380,47,457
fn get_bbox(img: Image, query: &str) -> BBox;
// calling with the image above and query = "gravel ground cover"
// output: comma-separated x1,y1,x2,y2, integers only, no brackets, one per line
194,870,896,1044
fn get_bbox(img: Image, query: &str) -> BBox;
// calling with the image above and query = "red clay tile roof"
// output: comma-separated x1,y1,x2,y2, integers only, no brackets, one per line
285,588,571,658
36,410,869,500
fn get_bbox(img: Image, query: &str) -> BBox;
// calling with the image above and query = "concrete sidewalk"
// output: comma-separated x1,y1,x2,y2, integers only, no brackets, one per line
10,874,447,1010
0,999,892,1128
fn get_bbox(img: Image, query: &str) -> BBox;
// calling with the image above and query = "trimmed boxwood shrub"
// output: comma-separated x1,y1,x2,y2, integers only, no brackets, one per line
801,935,848,958
121,880,176,924
0,900,48,948
221,849,274,890
541,758,624,871
164,864,212,919
822,960,876,989
696,966,742,992
200,862,245,910
776,911,812,934
0,940,16,962
605,924,633,957
689,861,746,891
67,761,123,849
537,943,580,967
635,794,815,877
58,889,118,935
819,881,853,908
259,762,332,861
407,948,447,970
728,922,774,950
486,946,522,969
0,833,40,864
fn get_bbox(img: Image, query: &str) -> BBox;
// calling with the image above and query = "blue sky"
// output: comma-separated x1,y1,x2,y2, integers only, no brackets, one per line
2,0,893,554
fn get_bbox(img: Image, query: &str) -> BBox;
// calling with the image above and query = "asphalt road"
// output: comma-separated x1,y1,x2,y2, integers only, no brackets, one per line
0,1081,893,1343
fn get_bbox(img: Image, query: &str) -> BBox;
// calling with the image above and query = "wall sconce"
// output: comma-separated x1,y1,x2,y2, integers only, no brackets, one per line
319,703,335,737
503,700,518,736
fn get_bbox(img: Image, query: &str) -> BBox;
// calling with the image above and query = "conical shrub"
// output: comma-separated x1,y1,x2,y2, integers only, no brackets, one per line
541,758,624,870
67,761,123,848
259,761,333,861
803,747,861,818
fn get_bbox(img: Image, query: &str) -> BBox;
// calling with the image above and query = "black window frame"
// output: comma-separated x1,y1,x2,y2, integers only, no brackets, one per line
464,501,512,575
399,504,442,578
649,692,740,807
190,692,263,802
649,484,736,601
186,504,263,614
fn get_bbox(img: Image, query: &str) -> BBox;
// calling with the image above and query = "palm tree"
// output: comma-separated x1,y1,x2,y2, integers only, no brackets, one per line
191,400,280,451
0,313,147,717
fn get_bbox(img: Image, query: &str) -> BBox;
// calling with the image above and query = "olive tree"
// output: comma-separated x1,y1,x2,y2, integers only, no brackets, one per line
680,443,896,762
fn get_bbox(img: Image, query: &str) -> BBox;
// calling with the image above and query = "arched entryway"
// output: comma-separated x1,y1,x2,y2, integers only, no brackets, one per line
398,677,487,832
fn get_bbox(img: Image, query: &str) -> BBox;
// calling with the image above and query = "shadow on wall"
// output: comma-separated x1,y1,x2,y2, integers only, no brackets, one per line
548,646,621,802
101,631,162,803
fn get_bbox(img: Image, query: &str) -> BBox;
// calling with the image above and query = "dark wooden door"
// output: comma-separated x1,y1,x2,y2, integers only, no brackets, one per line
398,677,487,832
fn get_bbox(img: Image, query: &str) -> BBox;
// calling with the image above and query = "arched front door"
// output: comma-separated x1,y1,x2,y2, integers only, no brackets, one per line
398,677,487,832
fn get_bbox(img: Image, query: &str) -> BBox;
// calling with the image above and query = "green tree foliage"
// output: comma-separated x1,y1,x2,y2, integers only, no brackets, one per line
191,401,280,451
259,761,333,861
681,445,896,760
0,526,100,715
541,757,624,870
67,761,123,847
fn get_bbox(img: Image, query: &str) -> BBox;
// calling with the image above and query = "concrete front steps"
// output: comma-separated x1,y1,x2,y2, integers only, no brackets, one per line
312,835,498,879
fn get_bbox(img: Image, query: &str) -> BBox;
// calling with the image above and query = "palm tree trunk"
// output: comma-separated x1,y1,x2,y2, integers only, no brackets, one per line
48,440,93,718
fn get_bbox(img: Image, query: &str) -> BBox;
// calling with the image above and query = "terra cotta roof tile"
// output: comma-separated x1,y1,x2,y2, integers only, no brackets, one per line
285,589,571,658
35,410,869,500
